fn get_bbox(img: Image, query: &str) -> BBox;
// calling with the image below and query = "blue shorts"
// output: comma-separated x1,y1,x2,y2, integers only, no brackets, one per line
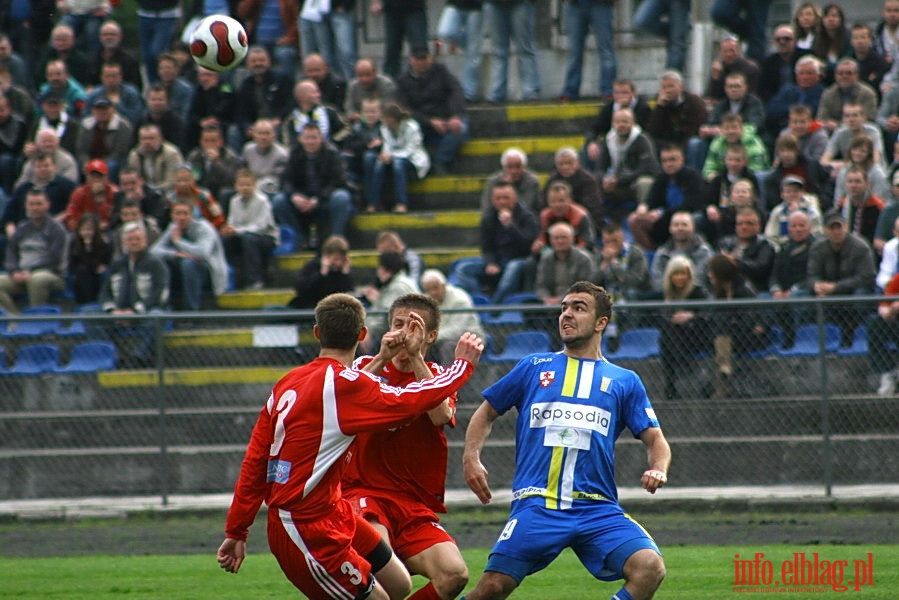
484,501,660,583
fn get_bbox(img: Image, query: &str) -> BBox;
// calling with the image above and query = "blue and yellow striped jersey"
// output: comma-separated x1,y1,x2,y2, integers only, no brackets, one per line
482,352,660,510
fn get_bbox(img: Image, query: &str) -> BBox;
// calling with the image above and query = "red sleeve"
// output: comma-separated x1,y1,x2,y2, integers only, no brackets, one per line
337,359,473,435
224,402,274,541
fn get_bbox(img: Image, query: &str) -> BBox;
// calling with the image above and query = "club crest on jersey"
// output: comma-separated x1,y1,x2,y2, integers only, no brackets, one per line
539,371,555,388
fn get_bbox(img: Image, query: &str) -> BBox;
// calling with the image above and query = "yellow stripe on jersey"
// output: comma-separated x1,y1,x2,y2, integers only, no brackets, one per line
561,357,579,397
545,446,565,510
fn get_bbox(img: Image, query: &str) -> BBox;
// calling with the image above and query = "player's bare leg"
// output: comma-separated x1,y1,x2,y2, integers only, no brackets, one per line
367,521,413,600
459,570,518,600
619,549,666,599
405,541,469,599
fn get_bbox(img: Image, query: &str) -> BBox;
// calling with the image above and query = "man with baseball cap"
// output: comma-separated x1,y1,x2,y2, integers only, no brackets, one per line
76,94,134,181
764,174,823,247
63,159,118,233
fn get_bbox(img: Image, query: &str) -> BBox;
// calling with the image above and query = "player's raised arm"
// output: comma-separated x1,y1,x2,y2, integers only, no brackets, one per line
463,400,500,504
454,331,485,367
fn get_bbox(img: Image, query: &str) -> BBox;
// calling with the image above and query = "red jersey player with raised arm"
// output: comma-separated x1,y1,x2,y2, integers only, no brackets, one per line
217,293,484,600
345,293,469,600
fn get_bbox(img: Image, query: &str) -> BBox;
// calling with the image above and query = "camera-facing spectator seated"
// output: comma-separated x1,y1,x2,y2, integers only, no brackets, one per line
186,124,242,211
593,221,651,301
281,79,347,149
5,153,76,234
420,268,485,364
535,222,596,306
833,135,890,202
480,147,542,214
873,171,899,254
817,58,878,134
704,144,760,220
77,96,134,181
764,175,824,248
700,114,769,180
706,35,761,100
85,61,145,128
220,169,278,290
848,23,890,96
716,206,776,294
650,210,714,295
38,59,87,120
363,102,429,213
0,188,68,313
776,104,827,164
758,24,811,103
833,165,887,247
770,210,818,347
286,234,355,310
691,71,765,171
112,167,168,231
646,70,707,152
125,123,184,192
28,91,79,157
764,133,832,213
186,67,236,151
240,118,289,199
820,103,886,178
702,178,760,249
68,213,112,304
808,210,877,346
582,78,652,171
341,97,383,184
274,122,353,250
658,254,709,399
97,222,170,366
86,20,142,92
0,94,27,194
110,198,161,259
375,230,423,286
64,159,118,234
765,55,825,137
150,198,228,312
231,46,294,153
531,181,597,259
303,53,346,112
813,4,851,83
17,129,79,188
166,164,226,231
629,144,705,251
344,58,397,123
155,53,193,124
395,45,468,175
0,34,32,93
544,146,603,230
595,107,659,223
137,84,187,153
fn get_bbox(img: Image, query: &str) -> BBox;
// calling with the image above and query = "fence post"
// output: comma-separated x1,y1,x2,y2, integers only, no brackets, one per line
816,301,833,497
154,314,170,506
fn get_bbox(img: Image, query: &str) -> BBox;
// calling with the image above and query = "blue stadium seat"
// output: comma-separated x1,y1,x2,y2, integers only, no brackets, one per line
741,326,785,358
837,325,869,357
54,341,117,374
274,225,297,256
56,303,103,338
605,328,661,361
482,330,553,363
776,324,841,357
1,305,62,338
7,343,61,375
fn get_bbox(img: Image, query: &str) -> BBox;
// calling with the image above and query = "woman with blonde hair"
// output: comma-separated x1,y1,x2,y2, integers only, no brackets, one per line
363,103,430,213
659,255,708,398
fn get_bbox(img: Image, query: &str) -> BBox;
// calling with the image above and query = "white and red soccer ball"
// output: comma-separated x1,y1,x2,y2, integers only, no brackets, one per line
189,15,248,72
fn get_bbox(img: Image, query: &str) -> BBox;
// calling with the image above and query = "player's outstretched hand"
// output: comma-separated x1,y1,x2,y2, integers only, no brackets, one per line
375,328,406,362
454,332,485,367
463,456,492,504
217,538,246,573
641,469,667,494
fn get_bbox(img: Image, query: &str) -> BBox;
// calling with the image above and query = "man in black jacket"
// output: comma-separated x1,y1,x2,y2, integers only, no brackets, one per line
273,123,353,250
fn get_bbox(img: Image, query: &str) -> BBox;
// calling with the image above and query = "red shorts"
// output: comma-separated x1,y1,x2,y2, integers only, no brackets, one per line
267,499,383,600
345,491,455,562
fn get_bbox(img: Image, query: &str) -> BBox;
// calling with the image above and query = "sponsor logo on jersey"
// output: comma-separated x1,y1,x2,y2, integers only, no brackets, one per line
530,401,611,436
266,459,291,484
340,368,361,381
532,356,553,365
539,371,555,387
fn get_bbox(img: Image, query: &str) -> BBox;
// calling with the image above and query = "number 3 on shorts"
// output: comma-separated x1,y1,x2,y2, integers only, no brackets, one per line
341,561,363,585
498,518,518,541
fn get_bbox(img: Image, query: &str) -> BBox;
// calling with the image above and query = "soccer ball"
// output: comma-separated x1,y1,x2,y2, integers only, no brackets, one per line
189,14,248,72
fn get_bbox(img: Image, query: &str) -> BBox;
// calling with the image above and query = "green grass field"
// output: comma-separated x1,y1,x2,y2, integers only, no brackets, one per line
4,545,897,599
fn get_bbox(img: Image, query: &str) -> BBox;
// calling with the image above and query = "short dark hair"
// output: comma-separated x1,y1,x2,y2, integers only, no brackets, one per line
314,293,366,350
388,293,440,333
564,281,612,321
379,251,407,275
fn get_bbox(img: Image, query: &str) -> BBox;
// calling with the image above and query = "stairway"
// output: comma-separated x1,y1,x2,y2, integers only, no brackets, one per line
218,100,601,310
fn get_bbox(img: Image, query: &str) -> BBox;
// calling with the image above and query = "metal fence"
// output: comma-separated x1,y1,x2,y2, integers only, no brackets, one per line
0,295,897,503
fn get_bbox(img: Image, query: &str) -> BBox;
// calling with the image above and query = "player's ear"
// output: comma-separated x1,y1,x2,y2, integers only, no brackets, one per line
313,324,321,340
595,315,608,334
358,326,368,341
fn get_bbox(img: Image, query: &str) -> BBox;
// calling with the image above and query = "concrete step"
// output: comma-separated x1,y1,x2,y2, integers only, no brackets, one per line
466,102,600,137
347,210,481,248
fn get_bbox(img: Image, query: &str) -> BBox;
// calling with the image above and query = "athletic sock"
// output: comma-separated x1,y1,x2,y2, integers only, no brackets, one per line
409,582,442,600
611,588,635,600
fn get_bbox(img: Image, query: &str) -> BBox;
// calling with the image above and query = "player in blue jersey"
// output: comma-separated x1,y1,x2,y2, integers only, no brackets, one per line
461,280,671,600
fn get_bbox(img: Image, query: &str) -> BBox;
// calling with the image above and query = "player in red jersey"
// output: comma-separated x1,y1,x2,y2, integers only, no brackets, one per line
217,292,484,600
344,293,469,600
